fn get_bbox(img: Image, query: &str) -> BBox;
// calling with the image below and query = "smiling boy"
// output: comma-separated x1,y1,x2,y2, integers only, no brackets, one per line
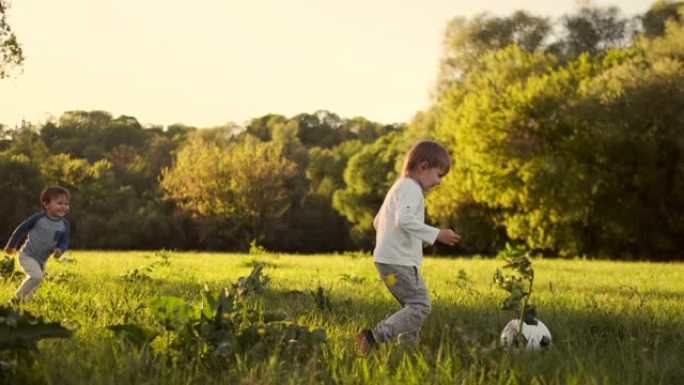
4,186,71,304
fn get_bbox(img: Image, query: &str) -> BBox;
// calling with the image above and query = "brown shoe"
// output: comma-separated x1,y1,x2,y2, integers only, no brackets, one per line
354,329,377,355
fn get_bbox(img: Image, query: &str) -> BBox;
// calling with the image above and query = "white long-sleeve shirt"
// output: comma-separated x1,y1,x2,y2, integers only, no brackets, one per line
373,177,439,268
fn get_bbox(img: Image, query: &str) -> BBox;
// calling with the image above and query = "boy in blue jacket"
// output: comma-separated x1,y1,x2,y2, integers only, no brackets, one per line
4,186,70,304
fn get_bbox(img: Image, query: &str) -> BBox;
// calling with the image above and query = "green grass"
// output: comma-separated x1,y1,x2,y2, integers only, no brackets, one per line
2,251,683,385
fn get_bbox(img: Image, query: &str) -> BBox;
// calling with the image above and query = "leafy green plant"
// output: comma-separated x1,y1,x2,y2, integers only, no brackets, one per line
44,271,76,283
0,306,74,351
240,257,278,269
233,264,270,298
455,269,470,287
238,321,326,362
198,281,325,363
149,296,195,333
447,268,471,288
310,286,332,311
109,265,326,365
149,296,196,356
493,243,537,347
122,259,169,282
0,254,22,282
338,273,366,284
107,324,160,348
154,249,172,267
122,267,154,282
448,268,481,296
249,240,268,255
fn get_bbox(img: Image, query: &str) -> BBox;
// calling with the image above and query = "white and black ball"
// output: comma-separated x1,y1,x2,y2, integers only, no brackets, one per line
500,318,552,350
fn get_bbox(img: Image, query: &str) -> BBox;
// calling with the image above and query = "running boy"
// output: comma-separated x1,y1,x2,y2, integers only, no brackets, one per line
4,186,71,304
355,140,460,353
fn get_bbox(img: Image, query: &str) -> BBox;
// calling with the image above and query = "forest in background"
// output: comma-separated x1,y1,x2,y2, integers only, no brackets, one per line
2,2,684,260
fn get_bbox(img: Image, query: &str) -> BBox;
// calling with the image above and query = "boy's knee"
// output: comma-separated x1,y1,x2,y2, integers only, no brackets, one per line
420,302,432,317
411,300,431,319
29,271,45,281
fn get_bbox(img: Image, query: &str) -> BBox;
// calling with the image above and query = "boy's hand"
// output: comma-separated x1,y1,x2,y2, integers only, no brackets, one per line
4,247,16,255
437,229,461,246
53,249,63,259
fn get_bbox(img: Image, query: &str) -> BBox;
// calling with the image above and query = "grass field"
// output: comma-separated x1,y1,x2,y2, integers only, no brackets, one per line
1,250,683,385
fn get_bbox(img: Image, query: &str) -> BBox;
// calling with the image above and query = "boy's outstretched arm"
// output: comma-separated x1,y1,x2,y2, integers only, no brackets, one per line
6,212,45,251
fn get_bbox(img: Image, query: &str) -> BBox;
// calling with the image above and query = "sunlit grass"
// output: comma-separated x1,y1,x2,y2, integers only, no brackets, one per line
1,251,683,384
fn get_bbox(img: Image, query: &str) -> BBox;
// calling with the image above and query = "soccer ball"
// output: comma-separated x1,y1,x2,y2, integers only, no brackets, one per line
500,318,551,350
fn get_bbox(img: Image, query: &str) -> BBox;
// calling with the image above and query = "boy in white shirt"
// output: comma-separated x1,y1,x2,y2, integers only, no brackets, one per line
355,140,460,354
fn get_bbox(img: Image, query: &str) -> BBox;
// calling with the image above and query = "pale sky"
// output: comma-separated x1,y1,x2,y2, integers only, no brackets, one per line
1,0,656,128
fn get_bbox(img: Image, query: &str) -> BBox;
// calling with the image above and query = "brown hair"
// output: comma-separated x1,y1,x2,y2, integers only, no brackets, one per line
41,186,70,207
401,140,451,176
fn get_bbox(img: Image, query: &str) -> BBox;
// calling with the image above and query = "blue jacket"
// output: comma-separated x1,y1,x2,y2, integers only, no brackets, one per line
6,212,70,263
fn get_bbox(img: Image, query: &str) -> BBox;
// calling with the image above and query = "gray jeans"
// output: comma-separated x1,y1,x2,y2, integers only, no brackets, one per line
372,262,432,344
14,255,45,301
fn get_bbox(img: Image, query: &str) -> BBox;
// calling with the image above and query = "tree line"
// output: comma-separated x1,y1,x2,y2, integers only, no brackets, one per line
1,2,684,260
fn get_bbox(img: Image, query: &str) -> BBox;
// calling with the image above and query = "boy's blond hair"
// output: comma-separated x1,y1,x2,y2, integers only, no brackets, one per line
401,140,451,176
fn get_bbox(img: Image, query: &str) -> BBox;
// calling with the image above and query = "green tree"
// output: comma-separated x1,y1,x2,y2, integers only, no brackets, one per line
437,46,575,254
549,6,632,62
307,141,364,199
243,114,287,142
437,11,551,90
333,132,402,248
42,111,150,162
346,117,395,144
39,153,91,191
145,136,177,179
67,159,185,250
161,134,298,249
0,154,44,243
431,6,654,257
164,123,196,144
0,0,23,79
640,1,683,38
106,144,151,193
41,111,175,197
0,123,10,150
435,11,684,259
573,19,684,259
289,111,355,148
293,140,365,252
2,124,51,167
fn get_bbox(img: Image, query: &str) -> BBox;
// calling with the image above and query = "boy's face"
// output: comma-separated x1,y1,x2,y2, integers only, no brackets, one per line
415,162,446,192
43,194,70,219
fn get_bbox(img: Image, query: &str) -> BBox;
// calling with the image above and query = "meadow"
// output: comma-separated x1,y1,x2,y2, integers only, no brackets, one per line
1,250,683,385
